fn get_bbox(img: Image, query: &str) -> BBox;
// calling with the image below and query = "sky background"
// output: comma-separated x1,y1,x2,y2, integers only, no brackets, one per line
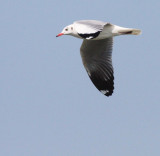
0,0,160,156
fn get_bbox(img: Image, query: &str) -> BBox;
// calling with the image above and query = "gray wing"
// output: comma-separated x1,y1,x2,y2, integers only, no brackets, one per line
80,37,114,96
74,20,109,39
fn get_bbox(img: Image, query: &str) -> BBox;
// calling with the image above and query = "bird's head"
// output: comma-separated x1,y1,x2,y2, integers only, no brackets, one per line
56,24,74,37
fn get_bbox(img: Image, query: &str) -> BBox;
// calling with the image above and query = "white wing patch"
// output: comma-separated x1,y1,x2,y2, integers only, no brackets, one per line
86,36,94,39
100,90,109,95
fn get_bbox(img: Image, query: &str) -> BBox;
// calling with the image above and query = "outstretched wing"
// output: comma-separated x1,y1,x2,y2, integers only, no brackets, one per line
80,37,114,96
74,20,108,39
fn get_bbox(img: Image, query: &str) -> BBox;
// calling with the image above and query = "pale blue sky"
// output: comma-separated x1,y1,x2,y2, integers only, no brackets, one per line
0,0,160,156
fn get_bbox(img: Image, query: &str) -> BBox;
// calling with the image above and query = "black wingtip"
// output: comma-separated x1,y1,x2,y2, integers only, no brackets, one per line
100,82,114,97
89,72,114,97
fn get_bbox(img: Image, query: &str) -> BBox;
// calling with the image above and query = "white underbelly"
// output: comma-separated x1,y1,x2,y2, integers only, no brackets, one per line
95,26,114,40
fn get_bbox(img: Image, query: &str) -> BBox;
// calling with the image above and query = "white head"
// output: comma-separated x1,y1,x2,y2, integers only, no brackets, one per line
56,24,74,37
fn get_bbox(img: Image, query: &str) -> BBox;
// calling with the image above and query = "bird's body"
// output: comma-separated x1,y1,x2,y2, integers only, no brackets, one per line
56,20,141,96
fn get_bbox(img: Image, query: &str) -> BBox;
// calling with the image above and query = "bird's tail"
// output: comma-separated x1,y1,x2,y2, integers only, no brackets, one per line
113,25,142,36
119,28,141,35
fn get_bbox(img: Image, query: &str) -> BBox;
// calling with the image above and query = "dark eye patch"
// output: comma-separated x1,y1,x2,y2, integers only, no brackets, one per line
65,28,68,31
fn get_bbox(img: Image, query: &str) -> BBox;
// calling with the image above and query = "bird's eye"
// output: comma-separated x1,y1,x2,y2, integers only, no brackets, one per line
65,28,68,31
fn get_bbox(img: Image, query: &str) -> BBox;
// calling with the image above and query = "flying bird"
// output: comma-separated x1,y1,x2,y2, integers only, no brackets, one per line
56,20,141,96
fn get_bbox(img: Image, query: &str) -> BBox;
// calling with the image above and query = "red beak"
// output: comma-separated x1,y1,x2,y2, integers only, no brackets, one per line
56,33,64,37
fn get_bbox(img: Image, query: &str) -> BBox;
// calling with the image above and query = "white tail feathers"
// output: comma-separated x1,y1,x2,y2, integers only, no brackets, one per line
129,29,141,35
118,28,141,35
113,25,142,36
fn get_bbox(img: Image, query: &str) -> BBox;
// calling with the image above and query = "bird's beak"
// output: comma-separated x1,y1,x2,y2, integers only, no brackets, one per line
56,33,64,37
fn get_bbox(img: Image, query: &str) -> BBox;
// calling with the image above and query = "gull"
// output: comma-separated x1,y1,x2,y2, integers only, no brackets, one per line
56,20,141,96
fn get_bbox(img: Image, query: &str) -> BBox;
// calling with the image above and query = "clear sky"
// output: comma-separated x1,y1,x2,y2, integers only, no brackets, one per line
1,0,160,156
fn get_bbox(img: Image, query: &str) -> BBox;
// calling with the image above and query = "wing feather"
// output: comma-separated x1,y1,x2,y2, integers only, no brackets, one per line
74,20,109,39
80,37,114,96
